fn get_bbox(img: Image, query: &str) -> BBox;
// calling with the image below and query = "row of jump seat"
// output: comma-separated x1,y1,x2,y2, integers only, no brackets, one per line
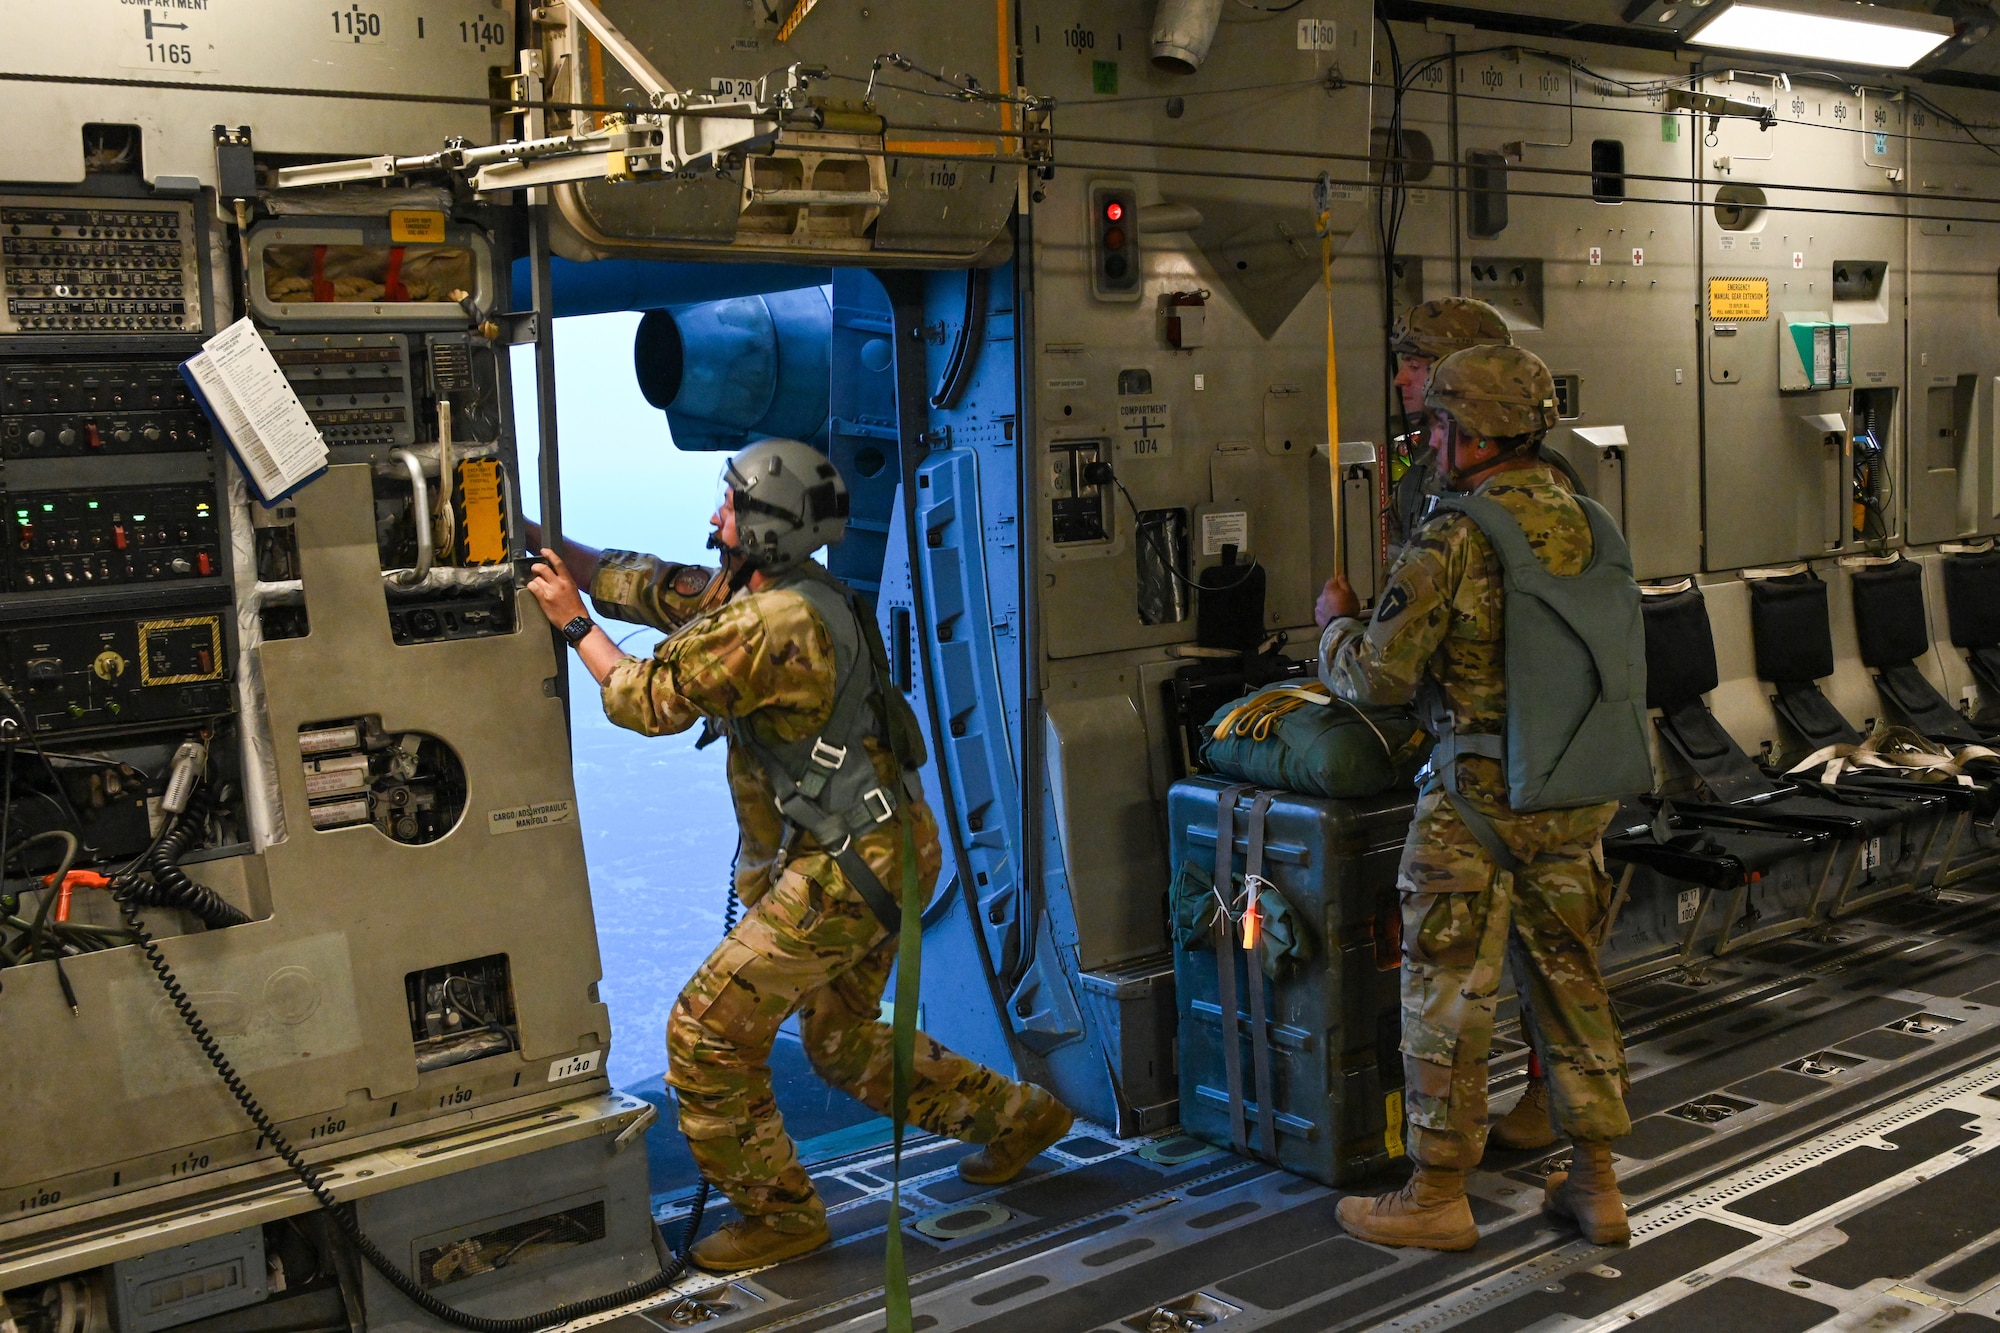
1595,543,2000,983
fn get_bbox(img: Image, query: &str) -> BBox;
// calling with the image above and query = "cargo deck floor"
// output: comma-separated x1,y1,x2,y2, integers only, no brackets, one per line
591,883,2000,1333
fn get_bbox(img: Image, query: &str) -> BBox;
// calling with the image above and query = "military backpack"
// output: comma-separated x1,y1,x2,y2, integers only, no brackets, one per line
1426,482,1653,867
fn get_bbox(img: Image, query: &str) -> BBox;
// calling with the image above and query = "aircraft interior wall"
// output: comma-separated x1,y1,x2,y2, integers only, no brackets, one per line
982,0,2000,1143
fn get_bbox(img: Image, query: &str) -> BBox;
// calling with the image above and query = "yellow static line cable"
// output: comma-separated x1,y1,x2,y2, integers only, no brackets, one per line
1212,684,1330,743
1319,206,1343,583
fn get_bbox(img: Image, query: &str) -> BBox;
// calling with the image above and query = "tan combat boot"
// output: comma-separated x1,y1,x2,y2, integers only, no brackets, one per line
1489,1075,1558,1151
1335,1164,1480,1251
688,1213,832,1272
1542,1139,1631,1244
957,1087,1074,1186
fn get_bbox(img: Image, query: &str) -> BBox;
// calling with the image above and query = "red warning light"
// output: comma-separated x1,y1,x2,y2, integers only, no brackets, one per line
1104,200,1124,222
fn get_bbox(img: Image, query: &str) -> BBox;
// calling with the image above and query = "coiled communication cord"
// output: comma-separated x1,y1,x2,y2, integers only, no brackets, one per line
116,798,249,928
109,830,691,1331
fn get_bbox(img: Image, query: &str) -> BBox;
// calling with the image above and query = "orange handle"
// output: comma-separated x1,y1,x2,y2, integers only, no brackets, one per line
44,868,112,923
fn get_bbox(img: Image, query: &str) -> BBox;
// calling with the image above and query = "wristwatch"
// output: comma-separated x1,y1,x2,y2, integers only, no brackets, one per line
560,615,595,648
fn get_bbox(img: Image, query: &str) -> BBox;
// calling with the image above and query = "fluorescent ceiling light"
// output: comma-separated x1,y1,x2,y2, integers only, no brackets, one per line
1688,0,1953,68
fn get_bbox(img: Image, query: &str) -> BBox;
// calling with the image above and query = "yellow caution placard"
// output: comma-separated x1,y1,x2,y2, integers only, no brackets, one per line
1707,276,1770,321
1385,1090,1406,1159
389,210,448,244
456,460,507,566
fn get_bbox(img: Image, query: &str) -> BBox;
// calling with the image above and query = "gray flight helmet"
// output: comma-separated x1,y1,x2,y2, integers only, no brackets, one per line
723,437,851,571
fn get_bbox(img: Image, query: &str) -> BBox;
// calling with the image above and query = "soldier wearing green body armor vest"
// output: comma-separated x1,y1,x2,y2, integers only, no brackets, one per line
1315,345,1652,1252
526,438,1072,1273
1387,302,1570,1156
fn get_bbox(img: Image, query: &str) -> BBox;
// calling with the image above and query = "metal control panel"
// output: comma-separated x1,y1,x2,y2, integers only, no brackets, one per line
1048,440,1109,545
1,355,212,457
3,610,231,735
267,333,417,447
386,583,516,646
6,484,223,591
0,198,202,333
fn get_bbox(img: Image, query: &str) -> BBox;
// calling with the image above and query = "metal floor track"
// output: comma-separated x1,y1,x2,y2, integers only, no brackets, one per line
580,883,2000,1333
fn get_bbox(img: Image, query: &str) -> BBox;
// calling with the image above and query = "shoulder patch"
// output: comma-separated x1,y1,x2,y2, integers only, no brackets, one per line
1375,585,1411,623
673,566,712,596
592,566,644,606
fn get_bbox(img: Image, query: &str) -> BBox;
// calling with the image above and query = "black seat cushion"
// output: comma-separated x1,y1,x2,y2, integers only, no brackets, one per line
1878,662,1984,743
1749,573,1837,684
1678,781,1941,860
1971,645,2000,705
1748,788,1922,837
1850,559,1930,669
1642,586,1720,709
1655,704,1786,804
1944,549,2000,650
1772,681,1863,749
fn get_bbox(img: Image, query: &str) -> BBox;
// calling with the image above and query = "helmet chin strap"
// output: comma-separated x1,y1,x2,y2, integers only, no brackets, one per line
1439,418,1485,491
706,528,760,591
1438,418,1524,491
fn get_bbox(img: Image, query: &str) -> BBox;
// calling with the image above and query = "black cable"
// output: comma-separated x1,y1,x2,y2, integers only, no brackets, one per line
930,268,989,410
671,871,741,1259
3,915,135,946
0,56,1983,158
1103,471,1261,594
109,876,691,1332
117,797,250,929
673,1181,711,1264
1,739,15,963
9,48,2000,172
0,685,87,840
1376,6,1419,556
16,831,79,966
31,742,85,837
444,975,517,1052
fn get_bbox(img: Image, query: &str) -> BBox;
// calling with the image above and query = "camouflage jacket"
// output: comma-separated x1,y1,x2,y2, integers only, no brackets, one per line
589,551,933,909
1318,463,1615,839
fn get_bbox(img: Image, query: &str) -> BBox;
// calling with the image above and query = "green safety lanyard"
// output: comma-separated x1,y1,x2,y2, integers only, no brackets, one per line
882,819,923,1333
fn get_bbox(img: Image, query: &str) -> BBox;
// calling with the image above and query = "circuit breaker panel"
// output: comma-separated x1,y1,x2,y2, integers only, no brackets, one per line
0,145,628,1310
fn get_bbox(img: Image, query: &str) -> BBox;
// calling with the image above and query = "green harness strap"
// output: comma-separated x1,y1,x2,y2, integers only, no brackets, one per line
883,819,923,1333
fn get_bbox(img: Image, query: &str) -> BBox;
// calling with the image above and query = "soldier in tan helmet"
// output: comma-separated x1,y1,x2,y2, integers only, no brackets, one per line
1314,345,1638,1253
1385,298,1513,556
1382,299,1562,1155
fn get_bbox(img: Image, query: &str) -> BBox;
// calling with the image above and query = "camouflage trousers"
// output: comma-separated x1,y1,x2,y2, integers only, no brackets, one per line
666,825,1044,1225
1398,792,1631,1169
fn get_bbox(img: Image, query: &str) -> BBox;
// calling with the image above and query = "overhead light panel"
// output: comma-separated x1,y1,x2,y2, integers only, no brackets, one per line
1688,0,1954,68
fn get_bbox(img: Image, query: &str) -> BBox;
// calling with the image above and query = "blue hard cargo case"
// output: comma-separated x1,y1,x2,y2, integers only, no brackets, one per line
1168,774,1415,1186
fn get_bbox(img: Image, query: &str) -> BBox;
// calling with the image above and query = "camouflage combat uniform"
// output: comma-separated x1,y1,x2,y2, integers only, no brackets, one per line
1317,466,1631,1170
589,552,1046,1225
